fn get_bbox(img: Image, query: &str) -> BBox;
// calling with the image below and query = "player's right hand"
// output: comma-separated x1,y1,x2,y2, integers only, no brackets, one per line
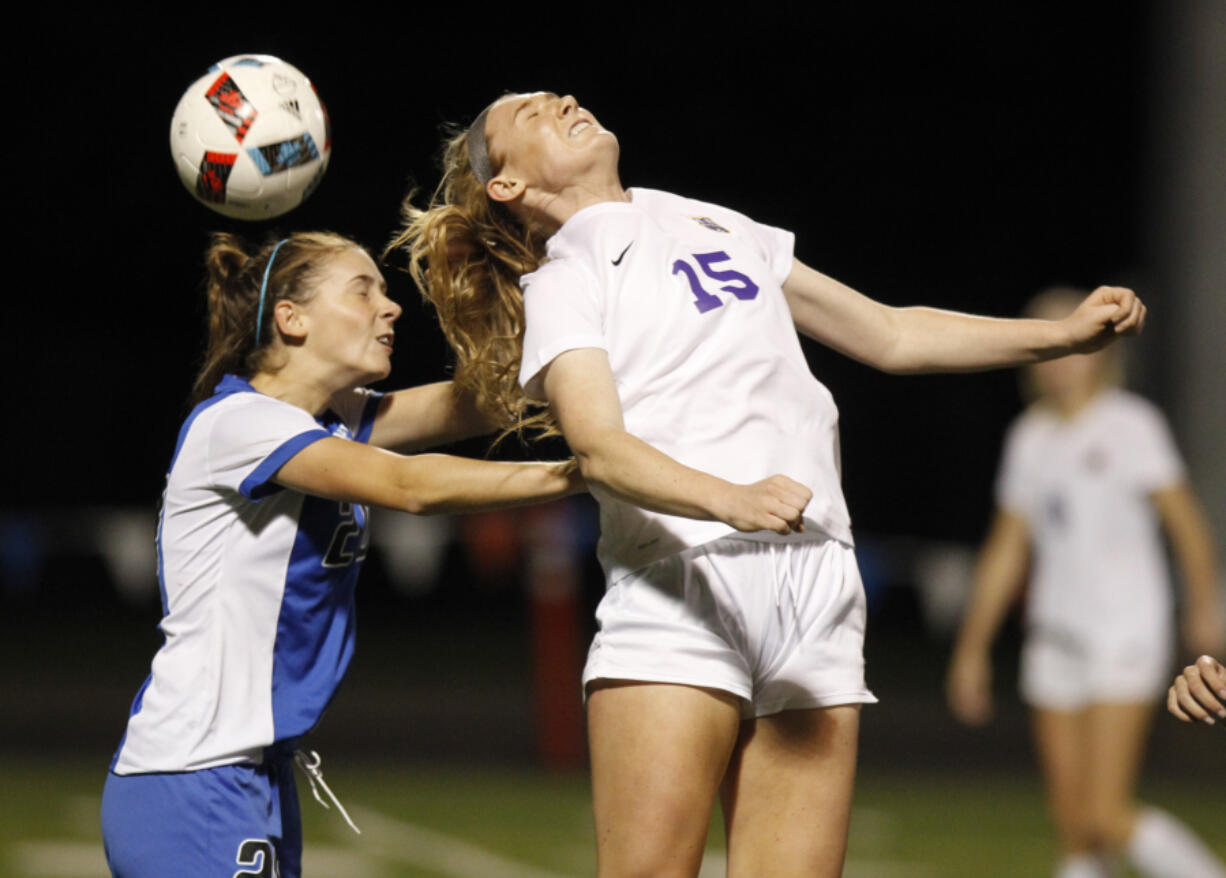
1063,285,1147,353
1167,655,1226,726
947,651,994,726
719,475,812,536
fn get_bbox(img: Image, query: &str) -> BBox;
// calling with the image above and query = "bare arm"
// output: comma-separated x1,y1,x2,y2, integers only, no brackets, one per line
363,381,494,452
273,437,582,515
947,508,1031,725
781,259,1146,374
540,347,811,535
1152,482,1225,658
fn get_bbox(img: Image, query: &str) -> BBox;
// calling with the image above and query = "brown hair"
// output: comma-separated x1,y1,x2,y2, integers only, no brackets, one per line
385,123,554,439
191,231,364,405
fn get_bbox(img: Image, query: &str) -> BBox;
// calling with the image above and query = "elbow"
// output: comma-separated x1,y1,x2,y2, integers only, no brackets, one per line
389,463,445,516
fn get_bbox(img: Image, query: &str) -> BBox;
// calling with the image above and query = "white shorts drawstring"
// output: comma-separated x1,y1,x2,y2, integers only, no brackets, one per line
293,749,361,835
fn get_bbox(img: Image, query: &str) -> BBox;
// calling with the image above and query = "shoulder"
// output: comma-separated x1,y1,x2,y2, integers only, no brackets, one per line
1085,389,1172,442
1005,403,1054,445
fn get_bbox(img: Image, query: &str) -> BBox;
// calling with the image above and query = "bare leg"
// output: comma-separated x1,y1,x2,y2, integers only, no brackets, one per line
1084,701,1153,850
720,705,860,878
1033,708,1095,857
587,680,742,878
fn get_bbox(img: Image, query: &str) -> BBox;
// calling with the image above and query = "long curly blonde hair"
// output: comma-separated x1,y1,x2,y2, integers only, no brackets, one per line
385,124,557,440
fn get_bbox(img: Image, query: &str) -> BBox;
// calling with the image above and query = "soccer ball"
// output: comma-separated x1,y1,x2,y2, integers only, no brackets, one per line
170,55,331,220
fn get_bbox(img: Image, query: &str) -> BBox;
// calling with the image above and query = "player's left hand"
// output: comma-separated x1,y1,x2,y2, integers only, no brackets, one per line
1062,286,1146,353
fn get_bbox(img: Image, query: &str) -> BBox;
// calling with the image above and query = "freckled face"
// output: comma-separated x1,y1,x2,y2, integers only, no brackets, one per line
300,248,402,384
483,91,619,193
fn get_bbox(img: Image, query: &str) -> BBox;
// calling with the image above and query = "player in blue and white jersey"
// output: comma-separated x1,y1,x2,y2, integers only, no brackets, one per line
100,231,583,878
390,93,1147,878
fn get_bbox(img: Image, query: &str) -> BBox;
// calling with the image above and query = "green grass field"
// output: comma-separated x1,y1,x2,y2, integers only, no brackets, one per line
4,759,1223,877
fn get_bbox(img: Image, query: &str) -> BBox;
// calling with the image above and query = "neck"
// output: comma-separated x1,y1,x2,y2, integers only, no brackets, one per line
1050,383,1105,418
529,176,630,235
249,362,348,416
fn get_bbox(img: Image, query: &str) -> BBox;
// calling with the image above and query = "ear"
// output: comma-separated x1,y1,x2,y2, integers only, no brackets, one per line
272,299,308,341
486,172,524,204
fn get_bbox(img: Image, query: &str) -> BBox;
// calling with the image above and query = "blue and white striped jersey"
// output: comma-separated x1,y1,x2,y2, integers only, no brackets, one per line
112,375,380,774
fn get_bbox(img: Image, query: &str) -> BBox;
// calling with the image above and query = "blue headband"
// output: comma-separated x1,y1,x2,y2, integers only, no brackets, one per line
255,238,291,342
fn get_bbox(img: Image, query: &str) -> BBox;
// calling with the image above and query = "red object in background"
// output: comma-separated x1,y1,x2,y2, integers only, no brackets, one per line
525,501,587,770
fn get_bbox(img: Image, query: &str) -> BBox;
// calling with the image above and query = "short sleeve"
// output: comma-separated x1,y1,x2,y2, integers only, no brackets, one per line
207,397,332,501
327,387,383,443
518,261,607,398
994,417,1035,517
1123,402,1185,492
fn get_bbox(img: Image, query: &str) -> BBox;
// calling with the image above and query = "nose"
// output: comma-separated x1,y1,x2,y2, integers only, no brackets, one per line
384,295,403,322
557,94,578,116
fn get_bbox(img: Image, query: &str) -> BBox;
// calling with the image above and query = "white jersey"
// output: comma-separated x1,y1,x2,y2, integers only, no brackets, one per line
112,374,380,774
996,389,1185,638
519,188,851,583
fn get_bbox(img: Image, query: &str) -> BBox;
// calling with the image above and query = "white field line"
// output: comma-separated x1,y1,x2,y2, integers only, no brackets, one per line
348,803,579,878
7,842,379,878
9,842,107,878
698,849,728,877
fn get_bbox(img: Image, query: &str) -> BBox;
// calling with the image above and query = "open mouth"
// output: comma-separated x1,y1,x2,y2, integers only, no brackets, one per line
377,333,394,352
569,120,592,137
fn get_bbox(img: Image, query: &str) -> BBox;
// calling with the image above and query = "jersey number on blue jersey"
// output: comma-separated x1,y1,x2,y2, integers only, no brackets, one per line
234,838,278,877
323,502,368,568
671,251,759,313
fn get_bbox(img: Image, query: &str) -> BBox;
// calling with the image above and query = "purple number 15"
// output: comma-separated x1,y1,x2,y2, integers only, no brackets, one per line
671,251,760,313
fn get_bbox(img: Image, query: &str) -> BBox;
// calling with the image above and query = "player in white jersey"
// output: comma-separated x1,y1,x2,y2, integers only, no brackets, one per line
100,231,584,878
390,93,1147,878
948,288,1224,878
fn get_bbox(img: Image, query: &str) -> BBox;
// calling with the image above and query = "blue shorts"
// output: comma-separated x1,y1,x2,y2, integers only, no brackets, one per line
100,752,301,878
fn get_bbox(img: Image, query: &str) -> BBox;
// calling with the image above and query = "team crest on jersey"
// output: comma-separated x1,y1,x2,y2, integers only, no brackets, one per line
692,216,730,233
1083,445,1109,472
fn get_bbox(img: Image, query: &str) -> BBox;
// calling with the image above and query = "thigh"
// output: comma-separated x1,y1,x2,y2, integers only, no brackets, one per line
587,681,742,878
1031,707,1093,850
101,762,298,878
720,705,860,878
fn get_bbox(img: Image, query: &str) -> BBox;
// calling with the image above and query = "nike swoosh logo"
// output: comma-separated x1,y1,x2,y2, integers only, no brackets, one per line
612,241,633,266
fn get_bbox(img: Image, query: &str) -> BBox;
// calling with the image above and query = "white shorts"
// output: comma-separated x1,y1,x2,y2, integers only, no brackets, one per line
1019,622,1174,711
583,534,877,718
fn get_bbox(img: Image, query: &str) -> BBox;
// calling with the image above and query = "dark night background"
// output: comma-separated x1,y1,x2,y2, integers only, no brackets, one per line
10,6,1151,534
5,3,1222,787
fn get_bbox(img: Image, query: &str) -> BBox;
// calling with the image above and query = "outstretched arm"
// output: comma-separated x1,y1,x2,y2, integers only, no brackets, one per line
365,381,494,452
540,347,812,535
782,259,1146,374
947,508,1031,725
273,438,582,515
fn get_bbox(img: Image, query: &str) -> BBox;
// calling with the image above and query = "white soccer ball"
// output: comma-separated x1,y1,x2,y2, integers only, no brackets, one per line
170,54,331,220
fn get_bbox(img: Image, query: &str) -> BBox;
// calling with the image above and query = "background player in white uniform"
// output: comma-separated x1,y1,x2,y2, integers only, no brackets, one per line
100,231,583,878
948,287,1224,878
390,93,1146,878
